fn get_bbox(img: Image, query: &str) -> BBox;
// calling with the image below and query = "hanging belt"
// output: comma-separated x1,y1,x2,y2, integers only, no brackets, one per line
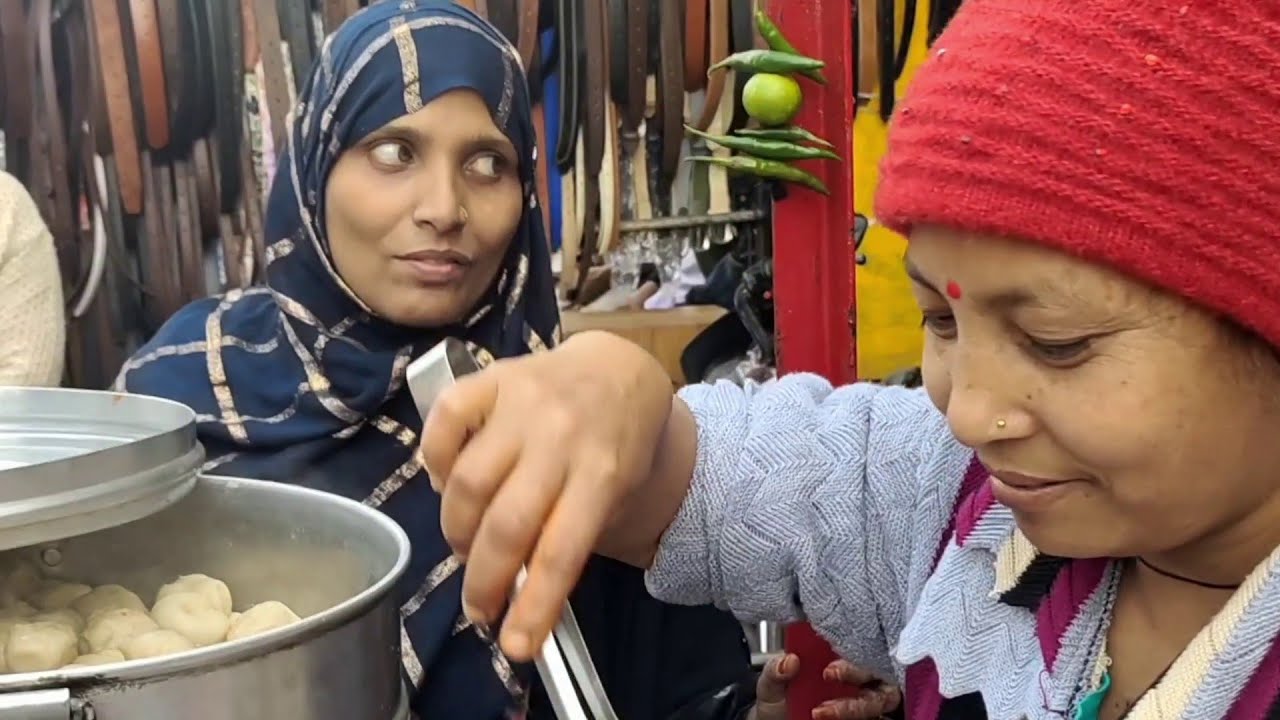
655,0,685,206
88,0,144,215
727,0,755,132
554,0,583,295
277,0,316,95
683,0,708,92
0,2,33,180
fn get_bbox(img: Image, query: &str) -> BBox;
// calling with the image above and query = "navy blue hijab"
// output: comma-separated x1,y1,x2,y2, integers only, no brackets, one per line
119,2,555,715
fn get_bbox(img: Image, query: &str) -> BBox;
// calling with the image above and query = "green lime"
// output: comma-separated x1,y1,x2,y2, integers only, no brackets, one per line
741,73,803,127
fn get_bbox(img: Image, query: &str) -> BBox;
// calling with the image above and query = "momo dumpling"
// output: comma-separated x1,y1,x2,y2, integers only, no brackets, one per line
73,585,146,623
4,621,77,672
155,575,232,616
82,608,158,654
120,629,195,660
31,609,84,634
30,582,92,612
150,592,228,647
225,601,301,641
64,648,125,668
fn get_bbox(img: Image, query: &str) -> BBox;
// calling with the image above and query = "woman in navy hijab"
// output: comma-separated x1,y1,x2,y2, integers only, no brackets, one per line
117,2,798,717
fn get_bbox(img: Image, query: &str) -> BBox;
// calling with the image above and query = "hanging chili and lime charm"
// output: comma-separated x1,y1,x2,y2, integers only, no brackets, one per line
684,125,841,161
685,155,830,196
735,125,835,149
754,10,827,84
709,49,826,77
680,10,838,195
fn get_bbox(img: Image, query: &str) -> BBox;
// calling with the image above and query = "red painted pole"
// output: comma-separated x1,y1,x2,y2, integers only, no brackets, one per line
764,1,857,718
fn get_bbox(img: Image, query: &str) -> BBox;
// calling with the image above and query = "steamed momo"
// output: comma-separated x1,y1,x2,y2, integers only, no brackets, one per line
155,575,233,616
32,610,84,634
0,565,303,672
150,592,229,647
64,648,125,667
73,585,147,623
121,629,195,660
82,608,159,654
225,601,301,641
5,621,77,672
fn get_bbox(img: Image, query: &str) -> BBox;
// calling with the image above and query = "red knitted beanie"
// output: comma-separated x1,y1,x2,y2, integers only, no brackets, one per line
875,0,1280,347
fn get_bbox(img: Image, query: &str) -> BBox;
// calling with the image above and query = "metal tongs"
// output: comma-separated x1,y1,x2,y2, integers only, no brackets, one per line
406,338,620,720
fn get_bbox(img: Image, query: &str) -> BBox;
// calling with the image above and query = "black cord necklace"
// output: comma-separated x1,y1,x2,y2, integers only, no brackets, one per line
1137,557,1241,591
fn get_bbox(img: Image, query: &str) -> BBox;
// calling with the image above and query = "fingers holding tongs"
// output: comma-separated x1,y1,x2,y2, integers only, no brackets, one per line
406,339,621,720
516,569,619,720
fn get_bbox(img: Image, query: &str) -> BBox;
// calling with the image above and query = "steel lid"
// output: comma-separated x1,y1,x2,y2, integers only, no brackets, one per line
0,387,203,550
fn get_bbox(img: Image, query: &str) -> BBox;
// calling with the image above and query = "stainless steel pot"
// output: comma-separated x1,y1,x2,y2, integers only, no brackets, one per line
0,475,412,720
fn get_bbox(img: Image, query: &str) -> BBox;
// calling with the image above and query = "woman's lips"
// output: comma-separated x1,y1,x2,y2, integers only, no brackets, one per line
400,257,466,285
988,470,1085,513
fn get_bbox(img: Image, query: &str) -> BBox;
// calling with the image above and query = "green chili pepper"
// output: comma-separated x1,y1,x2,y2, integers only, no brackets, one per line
735,125,835,149
708,49,825,77
685,155,830,195
684,124,840,161
754,10,827,84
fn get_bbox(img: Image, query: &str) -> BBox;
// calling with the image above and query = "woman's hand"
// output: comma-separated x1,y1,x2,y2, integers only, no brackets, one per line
749,656,902,720
419,330,684,659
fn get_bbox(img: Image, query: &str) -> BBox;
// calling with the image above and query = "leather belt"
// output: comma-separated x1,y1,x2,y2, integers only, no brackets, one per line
607,0,628,105
554,0,583,294
154,0,192,149
623,0,649,133
1,1,32,180
89,0,144,215
277,0,315,97
577,0,608,294
517,0,541,73
129,0,172,150
656,0,685,198
727,0,755,132
322,0,352,34
692,0,730,131
553,0,581,173
0,0,364,388
204,0,246,212
683,0,708,91
253,0,293,159
30,0,74,255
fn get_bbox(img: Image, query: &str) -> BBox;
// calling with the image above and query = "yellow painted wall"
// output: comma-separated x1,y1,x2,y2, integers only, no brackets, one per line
854,1,934,379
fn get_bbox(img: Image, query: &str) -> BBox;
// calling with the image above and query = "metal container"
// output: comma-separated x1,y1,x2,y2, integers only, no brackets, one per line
0,475,412,720
0,387,203,552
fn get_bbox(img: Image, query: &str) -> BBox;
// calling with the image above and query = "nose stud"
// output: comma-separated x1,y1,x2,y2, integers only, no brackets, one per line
995,418,1007,430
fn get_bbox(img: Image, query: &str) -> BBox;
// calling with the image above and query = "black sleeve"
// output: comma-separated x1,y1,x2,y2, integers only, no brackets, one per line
527,556,757,720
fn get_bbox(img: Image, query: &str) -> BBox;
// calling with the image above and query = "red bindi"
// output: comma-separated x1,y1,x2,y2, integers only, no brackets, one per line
945,280,963,300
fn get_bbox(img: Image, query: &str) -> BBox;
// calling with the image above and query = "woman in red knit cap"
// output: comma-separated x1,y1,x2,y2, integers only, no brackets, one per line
416,1,1280,718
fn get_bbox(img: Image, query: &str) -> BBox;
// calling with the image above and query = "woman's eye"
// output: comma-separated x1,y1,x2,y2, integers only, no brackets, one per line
465,153,506,179
1026,337,1092,365
369,141,413,169
921,312,957,339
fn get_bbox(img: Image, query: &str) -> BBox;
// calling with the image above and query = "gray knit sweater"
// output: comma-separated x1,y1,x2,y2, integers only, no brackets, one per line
646,374,1280,720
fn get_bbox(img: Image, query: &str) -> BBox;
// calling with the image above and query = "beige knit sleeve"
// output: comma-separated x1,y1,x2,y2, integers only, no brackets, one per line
0,172,66,387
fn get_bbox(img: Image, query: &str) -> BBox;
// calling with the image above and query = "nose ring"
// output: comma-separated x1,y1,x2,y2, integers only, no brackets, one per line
994,418,1007,430
459,205,469,224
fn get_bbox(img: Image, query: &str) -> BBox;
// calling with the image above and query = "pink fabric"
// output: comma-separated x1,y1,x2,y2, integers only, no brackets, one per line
1035,558,1108,673
1227,633,1280,719
903,457,987,720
